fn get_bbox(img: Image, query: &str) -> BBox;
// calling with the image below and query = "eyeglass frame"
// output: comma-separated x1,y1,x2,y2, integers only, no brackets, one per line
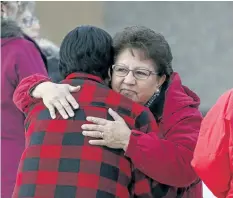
21,16,39,28
112,64,159,80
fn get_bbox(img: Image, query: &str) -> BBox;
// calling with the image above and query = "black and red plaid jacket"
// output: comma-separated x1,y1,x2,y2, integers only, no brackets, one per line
12,73,159,198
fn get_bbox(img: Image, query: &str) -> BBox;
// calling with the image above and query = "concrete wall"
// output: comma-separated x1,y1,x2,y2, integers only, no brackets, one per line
35,1,233,110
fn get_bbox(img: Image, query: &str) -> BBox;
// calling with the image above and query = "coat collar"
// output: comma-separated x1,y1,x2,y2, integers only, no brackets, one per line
149,72,201,122
66,72,105,85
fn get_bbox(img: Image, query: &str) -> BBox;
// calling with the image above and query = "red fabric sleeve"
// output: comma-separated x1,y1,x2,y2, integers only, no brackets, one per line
125,112,202,187
13,74,51,114
226,118,233,198
191,90,233,198
192,119,230,198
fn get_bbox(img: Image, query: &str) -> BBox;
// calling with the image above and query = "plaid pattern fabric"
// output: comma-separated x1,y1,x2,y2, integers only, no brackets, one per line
12,73,159,198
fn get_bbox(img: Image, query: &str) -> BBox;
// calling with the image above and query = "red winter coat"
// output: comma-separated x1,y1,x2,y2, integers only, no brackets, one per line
125,73,203,198
192,89,233,198
13,72,203,197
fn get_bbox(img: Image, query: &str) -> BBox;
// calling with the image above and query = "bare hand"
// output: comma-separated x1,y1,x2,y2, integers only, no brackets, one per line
81,108,131,150
32,82,80,119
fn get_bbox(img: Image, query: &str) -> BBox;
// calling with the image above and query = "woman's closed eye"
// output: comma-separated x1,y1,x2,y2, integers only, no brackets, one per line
135,70,149,77
116,67,128,73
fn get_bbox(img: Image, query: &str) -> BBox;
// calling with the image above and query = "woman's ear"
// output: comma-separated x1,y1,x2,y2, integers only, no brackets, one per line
158,74,166,88
108,68,112,80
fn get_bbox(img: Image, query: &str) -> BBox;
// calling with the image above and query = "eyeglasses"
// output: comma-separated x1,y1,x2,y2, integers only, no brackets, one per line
22,16,39,28
112,64,159,80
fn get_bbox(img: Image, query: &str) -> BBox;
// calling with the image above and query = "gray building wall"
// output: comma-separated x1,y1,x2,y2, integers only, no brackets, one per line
103,2,233,110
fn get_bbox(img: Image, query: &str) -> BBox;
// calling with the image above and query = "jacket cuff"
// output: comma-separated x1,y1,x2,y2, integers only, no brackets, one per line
25,75,51,107
13,74,51,113
125,130,143,158
28,75,51,98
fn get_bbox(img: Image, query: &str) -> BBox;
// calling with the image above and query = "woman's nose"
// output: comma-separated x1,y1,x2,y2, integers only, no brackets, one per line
123,71,136,85
33,22,40,31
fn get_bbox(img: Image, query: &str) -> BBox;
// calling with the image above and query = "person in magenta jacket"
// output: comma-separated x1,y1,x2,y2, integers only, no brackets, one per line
1,16,47,198
13,26,203,197
1,3,78,197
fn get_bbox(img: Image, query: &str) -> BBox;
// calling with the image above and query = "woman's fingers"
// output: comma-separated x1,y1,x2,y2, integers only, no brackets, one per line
59,98,74,117
82,131,103,139
108,108,124,121
66,94,79,110
88,139,106,146
86,116,108,125
47,103,56,119
81,124,105,131
53,101,68,119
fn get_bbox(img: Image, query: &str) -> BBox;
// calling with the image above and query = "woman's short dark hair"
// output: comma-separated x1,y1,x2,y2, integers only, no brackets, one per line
113,26,173,79
59,25,114,79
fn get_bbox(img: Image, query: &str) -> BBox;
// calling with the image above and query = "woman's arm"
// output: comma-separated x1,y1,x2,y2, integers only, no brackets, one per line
125,107,202,187
13,74,80,118
226,120,233,198
192,90,233,198
81,107,202,187
227,132,233,198
226,103,233,198
13,74,51,113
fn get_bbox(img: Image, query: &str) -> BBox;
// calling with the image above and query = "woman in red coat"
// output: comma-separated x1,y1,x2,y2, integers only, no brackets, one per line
192,89,233,198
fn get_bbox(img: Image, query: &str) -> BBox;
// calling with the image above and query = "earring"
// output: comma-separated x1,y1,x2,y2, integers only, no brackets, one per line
156,86,160,94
